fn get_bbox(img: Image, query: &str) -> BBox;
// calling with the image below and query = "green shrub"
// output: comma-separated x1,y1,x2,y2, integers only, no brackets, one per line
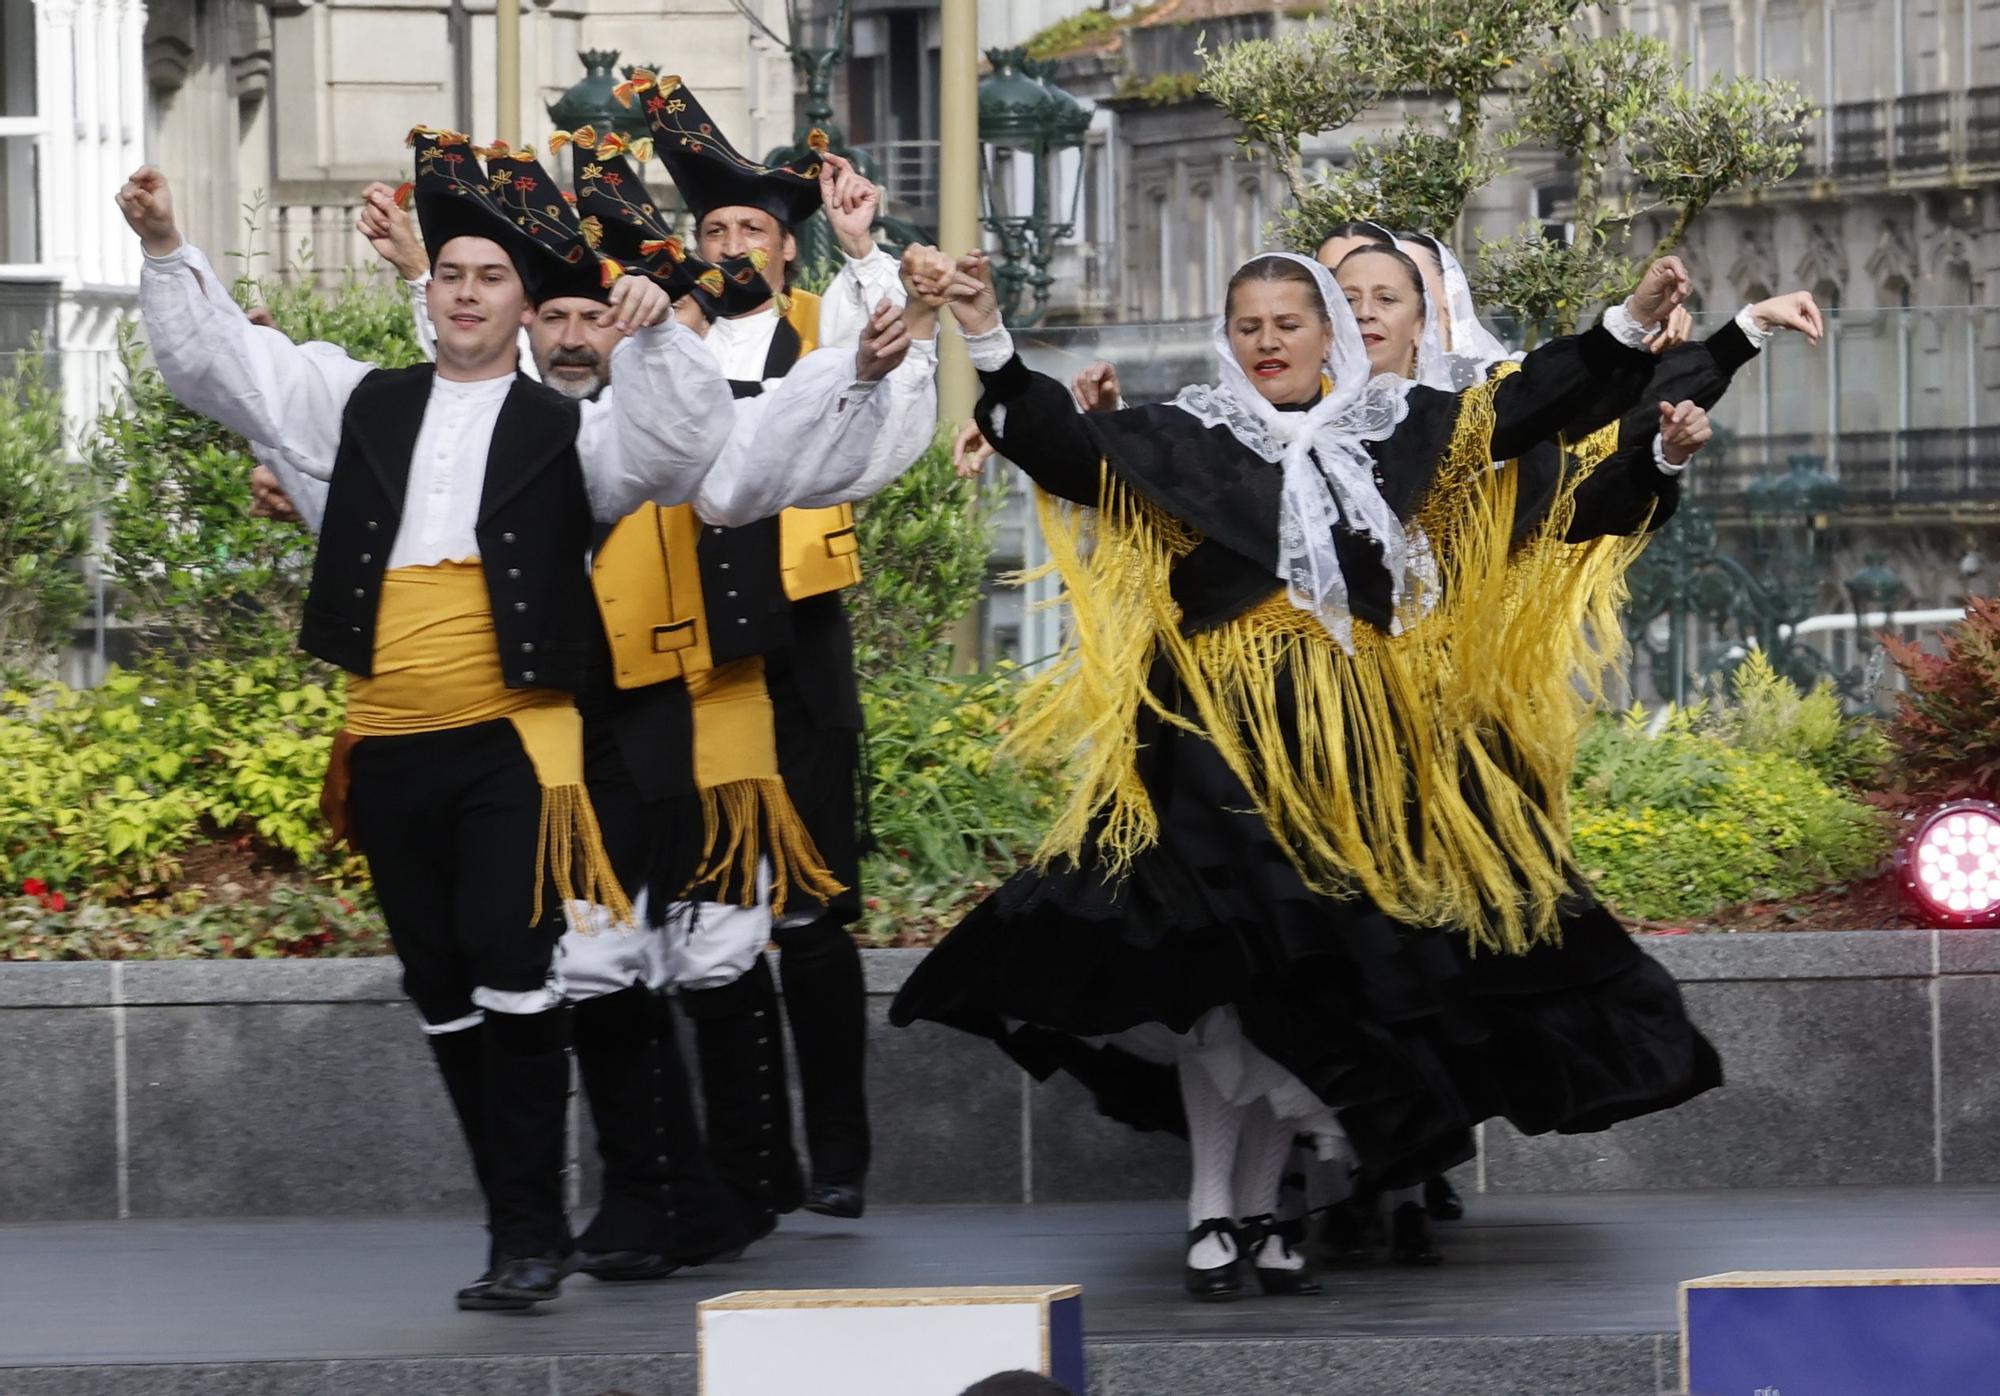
0,346,94,671
849,426,1003,677
0,656,358,901
1569,698,1889,922
856,663,1056,943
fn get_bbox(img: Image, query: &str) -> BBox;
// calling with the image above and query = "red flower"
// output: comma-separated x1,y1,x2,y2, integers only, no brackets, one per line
45,892,65,913
21,877,45,897
602,173,623,187
516,176,537,193
337,897,357,915
646,95,667,113
866,898,881,911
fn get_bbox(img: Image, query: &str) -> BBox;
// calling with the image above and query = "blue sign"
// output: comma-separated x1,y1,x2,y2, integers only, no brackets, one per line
1684,1273,2000,1395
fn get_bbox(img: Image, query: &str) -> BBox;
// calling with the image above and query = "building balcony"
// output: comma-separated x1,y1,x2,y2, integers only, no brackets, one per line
1793,88,2000,184
1690,427,2000,515
860,140,940,232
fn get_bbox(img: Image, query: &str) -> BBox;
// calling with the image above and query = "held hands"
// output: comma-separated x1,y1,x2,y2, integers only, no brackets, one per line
854,299,913,383
915,251,1003,337
1658,400,1713,468
819,153,882,261
1072,361,1121,413
1626,255,1693,334
952,419,997,478
357,183,428,282
607,273,672,333
1749,290,1825,345
116,167,181,257
1642,305,1693,356
899,244,953,340
901,244,958,310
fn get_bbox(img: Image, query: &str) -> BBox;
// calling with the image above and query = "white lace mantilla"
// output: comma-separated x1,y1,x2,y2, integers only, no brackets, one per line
1171,251,1422,652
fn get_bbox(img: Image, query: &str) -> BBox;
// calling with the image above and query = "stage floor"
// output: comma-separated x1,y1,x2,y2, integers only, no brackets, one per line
8,1188,2000,1393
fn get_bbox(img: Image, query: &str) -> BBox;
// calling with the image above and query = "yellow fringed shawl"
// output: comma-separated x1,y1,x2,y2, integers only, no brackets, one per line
1007,375,1655,955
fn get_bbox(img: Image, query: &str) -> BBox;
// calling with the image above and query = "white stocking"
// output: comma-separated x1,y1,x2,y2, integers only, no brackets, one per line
1233,1100,1305,1270
1179,1060,1241,1269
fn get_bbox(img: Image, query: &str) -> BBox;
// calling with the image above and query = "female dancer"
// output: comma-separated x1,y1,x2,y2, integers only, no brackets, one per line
893,247,1720,1299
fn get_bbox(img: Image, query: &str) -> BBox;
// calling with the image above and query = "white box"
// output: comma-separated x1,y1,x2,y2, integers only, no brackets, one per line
698,1284,1086,1396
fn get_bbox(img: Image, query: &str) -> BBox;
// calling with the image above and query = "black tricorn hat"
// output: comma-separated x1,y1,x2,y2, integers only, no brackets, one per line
407,128,549,297
620,71,825,228
557,126,771,318
481,140,619,305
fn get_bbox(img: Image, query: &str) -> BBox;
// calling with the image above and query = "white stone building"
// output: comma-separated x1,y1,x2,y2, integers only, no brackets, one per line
0,0,799,421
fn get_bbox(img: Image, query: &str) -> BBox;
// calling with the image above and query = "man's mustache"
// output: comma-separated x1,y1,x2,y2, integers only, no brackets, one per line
546,347,603,370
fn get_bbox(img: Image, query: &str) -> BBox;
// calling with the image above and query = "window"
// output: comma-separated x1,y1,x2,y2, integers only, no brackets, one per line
0,0,38,265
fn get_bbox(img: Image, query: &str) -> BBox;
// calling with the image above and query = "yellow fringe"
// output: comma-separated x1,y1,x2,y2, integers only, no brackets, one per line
531,782,635,930
1008,371,1658,955
692,776,847,913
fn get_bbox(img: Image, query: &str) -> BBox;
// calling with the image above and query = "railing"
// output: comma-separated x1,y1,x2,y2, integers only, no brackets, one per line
1894,91,1953,169
1801,88,2000,179
859,140,940,228
1969,86,2000,164
1691,427,2000,510
1833,100,1889,176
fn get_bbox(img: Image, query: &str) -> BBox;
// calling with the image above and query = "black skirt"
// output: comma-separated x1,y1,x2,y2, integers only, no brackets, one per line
889,684,1721,1189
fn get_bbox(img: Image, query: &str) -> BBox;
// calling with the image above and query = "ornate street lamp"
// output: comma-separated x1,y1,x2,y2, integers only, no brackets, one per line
547,51,653,144
978,49,1091,327
1625,453,1896,709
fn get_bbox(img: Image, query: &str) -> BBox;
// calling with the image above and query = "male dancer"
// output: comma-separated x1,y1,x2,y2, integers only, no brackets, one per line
631,74,929,1230
323,133,935,1271
122,130,911,1308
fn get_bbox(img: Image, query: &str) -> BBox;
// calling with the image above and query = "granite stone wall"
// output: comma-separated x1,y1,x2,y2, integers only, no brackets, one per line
0,930,1985,1222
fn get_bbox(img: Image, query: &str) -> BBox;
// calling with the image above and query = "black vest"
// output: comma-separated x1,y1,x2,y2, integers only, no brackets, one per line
299,365,607,693
703,319,862,727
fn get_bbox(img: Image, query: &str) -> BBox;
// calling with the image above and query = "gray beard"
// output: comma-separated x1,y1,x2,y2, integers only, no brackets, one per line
542,371,606,401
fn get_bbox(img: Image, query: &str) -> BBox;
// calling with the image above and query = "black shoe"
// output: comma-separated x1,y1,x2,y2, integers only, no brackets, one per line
1183,1218,1242,1301
454,1266,536,1312
1390,1202,1444,1267
486,1254,568,1303
1239,1214,1322,1297
804,1182,865,1219
1424,1174,1465,1222
1317,1198,1379,1265
577,1249,683,1282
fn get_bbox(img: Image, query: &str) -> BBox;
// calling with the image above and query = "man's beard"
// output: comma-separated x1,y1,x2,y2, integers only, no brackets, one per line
538,348,607,400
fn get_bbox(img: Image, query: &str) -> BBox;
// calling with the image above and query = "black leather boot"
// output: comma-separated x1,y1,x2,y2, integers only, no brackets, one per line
1238,1214,1323,1296
773,916,871,1215
573,987,751,1279
1183,1218,1243,1301
429,1027,537,1311
1424,1173,1466,1221
1390,1201,1445,1267
682,957,806,1246
477,1010,573,1305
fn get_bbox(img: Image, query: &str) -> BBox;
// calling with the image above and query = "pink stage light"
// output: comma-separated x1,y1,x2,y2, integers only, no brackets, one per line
1896,800,2000,928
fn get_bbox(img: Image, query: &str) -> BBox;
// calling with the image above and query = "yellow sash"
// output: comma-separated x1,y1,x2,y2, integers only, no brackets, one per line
343,561,633,928
685,656,845,911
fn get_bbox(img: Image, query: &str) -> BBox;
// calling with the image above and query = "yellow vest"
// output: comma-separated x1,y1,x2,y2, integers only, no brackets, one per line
592,289,863,691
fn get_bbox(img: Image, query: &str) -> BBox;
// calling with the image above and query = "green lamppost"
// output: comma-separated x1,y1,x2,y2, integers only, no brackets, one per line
978,49,1091,327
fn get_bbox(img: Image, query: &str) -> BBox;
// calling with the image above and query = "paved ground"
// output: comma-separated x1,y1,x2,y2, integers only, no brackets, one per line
6,1187,2000,1369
